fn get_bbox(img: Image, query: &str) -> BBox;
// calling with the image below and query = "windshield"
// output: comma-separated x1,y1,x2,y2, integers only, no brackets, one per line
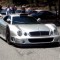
12,16,39,24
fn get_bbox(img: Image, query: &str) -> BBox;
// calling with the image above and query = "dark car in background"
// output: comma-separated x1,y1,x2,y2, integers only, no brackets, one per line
0,9,6,15
15,9,22,13
30,10,57,23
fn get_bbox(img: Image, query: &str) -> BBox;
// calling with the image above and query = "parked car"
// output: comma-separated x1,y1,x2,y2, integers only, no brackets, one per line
30,10,57,23
0,13,59,46
0,9,6,15
38,11,57,19
15,9,22,13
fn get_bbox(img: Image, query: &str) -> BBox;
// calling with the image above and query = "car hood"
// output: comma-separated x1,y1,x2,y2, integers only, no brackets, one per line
15,24,50,32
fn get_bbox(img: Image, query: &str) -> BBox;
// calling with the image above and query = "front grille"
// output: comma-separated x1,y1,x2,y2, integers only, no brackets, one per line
29,31,49,36
29,38,53,43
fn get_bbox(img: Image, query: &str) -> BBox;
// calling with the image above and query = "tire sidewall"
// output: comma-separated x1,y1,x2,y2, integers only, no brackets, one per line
6,26,11,44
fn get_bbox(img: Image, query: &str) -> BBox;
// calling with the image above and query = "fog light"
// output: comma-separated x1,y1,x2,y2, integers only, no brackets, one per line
22,40,25,43
11,37,15,43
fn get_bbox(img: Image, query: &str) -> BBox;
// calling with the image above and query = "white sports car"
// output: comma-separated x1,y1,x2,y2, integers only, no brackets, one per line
0,13,60,46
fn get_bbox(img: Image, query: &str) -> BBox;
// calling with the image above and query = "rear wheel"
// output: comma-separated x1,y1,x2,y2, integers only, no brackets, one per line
6,27,11,44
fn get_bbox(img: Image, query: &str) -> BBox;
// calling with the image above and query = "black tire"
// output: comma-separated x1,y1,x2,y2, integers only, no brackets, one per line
6,27,11,45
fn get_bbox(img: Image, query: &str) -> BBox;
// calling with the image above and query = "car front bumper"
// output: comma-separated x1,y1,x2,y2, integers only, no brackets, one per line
11,35,60,45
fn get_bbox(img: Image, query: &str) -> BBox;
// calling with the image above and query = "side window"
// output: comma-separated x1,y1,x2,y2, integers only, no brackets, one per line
7,16,11,20
4,16,11,24
4,16,8,21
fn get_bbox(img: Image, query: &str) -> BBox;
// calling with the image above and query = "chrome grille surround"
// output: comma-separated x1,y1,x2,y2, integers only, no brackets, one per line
29,31,49,36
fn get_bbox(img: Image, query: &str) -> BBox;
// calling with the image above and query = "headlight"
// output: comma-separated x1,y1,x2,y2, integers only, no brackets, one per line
50,29,58,35
54,29,59,35
50,31,53,35
17,31,22,36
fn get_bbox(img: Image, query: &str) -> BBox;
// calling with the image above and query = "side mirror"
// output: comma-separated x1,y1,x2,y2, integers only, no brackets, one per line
37,18,41,23
0,14,3,19
6,19,11,24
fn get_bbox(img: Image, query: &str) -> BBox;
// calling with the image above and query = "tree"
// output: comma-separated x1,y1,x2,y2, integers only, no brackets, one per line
58,0,60,19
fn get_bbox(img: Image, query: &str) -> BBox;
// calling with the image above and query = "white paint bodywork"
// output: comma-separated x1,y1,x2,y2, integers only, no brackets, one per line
0,14,60,45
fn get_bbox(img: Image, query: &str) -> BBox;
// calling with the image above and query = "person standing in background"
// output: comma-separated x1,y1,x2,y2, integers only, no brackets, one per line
6,5,11,15
11,5,17,13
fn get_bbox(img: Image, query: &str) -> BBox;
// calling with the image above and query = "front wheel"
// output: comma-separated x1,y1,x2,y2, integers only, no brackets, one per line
6,27,11,45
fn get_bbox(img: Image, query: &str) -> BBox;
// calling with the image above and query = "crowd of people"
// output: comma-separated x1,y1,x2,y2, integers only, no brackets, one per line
6,5,17,15
0,4,37,15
